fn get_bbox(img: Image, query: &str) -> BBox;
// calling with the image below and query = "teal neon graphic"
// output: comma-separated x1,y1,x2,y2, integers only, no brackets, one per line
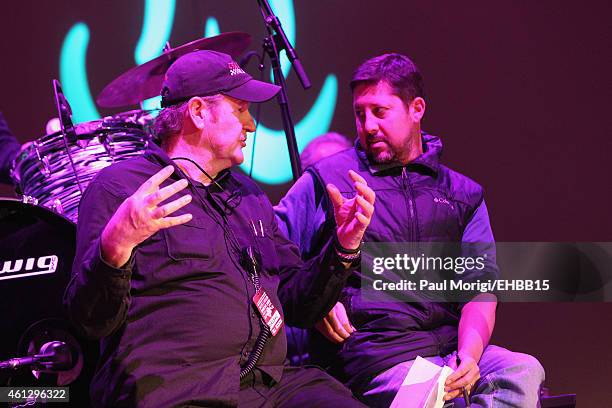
204,17,220,38
135,0,176,65
135,0,176,111
59,0,337,184
60,23,99,124
241,75,337,184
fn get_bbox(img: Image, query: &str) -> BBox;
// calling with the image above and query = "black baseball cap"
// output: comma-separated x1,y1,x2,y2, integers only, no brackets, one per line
160,50,281,107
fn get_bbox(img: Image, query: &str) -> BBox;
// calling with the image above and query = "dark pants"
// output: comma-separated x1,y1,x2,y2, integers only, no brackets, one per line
238,366,365,408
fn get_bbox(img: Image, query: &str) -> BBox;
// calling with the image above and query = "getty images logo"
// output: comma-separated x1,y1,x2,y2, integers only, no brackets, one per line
0,255,59,281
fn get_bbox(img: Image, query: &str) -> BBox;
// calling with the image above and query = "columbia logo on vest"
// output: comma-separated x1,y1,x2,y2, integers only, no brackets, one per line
433,197,454,209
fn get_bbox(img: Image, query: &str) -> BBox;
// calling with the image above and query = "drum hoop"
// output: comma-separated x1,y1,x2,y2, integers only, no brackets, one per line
0,197,77,226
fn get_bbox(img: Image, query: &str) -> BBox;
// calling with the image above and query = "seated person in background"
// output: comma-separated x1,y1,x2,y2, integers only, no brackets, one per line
275,53,545,407
300,132,353,170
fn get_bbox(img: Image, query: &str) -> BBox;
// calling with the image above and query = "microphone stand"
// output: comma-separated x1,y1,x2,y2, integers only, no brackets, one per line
256,0,311,182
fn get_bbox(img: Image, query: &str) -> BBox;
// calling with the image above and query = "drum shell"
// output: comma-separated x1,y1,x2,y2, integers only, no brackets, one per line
11,114,151,223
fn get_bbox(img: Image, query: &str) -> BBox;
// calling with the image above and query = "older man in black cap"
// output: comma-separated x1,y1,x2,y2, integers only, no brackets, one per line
65,50,375,407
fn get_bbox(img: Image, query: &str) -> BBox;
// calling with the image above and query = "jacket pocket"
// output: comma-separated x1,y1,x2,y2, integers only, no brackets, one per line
163,217,212,261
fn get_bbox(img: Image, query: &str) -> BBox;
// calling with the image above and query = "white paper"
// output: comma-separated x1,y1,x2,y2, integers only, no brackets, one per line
390,356,454,408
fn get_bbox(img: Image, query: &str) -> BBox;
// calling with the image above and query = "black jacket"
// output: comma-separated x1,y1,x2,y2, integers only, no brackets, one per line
64,143,354,407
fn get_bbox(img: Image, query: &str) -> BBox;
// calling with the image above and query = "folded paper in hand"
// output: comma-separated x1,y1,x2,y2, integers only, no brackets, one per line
390,356,454,408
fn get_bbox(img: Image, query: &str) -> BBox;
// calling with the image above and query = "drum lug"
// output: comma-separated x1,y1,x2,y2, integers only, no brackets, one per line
10,156,22,184
34,142,51,177
100,135,116,161
21,195,39,205
52,199,65,215
77,138,91,149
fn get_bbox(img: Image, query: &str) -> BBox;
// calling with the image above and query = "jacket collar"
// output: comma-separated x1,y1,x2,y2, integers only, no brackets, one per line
143,142,232,188
355,132,442,176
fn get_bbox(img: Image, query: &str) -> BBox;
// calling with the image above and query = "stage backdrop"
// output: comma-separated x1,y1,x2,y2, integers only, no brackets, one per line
1,1,611,404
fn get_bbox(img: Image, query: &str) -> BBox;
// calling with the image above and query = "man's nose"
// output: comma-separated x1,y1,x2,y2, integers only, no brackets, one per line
244,110,256,133
364,111,378,134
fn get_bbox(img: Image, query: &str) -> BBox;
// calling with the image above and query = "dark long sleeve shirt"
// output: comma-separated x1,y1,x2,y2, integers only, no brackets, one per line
64,144,355,407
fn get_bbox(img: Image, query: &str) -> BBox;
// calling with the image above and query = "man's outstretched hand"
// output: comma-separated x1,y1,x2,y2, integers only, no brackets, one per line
327,170,375,250
101,165,193,267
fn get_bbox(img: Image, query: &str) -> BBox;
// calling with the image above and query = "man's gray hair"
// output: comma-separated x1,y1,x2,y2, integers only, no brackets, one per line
153,94,224,141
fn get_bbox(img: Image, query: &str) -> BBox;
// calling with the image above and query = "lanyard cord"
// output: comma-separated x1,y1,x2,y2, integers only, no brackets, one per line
169,159,270,377
171,158,243,256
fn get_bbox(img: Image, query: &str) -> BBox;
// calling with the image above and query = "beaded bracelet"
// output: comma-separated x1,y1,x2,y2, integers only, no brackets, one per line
335,247,361,264
334,235,362,254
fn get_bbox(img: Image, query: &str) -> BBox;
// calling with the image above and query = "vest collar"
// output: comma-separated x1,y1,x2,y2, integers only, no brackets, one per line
355,132,442,176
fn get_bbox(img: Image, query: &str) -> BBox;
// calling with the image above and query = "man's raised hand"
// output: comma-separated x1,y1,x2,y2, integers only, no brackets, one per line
327,170,375,250
101,165,193,267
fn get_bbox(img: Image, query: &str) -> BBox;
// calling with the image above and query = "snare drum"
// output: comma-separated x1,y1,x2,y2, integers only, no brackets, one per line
11,110,153,223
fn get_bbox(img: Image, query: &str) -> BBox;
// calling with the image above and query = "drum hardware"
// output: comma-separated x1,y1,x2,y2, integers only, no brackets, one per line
21,196,38,205
54,79,85,196
33,142,50,178
11,109,153,222
99,134,115,159
51,199,64,215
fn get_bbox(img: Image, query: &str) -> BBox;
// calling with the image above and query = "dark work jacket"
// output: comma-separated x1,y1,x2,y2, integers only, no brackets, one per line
300,134,498,391
64,143,354,407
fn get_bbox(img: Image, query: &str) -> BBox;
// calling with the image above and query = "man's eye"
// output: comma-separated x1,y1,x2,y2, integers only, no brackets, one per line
373,107,386,117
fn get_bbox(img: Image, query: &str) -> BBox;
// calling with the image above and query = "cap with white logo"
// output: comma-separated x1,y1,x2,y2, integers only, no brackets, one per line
160,50,280,107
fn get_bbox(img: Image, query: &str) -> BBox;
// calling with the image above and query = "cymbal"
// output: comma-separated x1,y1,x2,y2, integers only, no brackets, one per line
96,32,252,108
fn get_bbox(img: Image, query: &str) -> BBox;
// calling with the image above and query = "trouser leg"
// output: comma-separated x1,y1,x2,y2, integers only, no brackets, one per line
465,345,545,408
265,366,366,407
356,345,544,408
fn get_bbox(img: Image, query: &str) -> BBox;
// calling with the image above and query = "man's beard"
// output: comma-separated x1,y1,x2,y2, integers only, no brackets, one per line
365,136,411,165
366,147,396,164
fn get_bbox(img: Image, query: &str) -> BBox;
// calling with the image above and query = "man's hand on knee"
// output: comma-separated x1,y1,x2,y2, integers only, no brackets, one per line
444,353,480,401
314,302,356,344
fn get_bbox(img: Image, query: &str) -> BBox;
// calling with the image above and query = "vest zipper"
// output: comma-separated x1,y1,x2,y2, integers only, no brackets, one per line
402,167,417,242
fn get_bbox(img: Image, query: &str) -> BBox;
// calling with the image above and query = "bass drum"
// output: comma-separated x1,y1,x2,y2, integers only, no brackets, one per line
0,199,97,407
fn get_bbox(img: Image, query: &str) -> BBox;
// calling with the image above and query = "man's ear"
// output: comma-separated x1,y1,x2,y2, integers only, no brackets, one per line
187,97,207,129
410,97,426,122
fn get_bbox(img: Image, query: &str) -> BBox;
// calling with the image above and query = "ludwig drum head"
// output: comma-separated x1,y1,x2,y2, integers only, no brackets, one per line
0,199,96,406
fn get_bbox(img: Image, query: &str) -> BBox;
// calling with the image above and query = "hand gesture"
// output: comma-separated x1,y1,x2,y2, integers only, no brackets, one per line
314,302,356,344
101,165,193,267
327,170,375,250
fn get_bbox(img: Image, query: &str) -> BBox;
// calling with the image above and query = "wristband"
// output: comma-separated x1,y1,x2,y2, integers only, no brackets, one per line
335,247,361,264
334,234,362,254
